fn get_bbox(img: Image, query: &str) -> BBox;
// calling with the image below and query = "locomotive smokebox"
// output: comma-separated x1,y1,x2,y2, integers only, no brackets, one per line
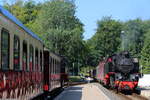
116,51,134,73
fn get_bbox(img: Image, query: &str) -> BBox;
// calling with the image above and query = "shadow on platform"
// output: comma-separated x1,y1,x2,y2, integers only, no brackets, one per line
55,86,83,100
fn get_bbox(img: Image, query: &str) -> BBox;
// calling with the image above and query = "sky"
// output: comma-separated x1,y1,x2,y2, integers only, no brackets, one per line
75,0,150,40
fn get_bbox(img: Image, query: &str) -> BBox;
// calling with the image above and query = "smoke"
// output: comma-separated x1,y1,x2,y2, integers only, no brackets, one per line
120,21,143,52
121,30,139,51
121,31,128,51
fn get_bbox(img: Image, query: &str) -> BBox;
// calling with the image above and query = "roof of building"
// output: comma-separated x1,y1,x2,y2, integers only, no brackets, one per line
0,6,42,42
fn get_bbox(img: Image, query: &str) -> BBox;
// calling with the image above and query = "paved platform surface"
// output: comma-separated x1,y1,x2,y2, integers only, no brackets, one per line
82,84,109,100
54,83,110,100
140,87,150,99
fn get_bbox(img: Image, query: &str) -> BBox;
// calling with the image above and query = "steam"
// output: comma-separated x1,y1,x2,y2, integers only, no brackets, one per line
120,30,139,51
120,19,144,52
121,31,128,51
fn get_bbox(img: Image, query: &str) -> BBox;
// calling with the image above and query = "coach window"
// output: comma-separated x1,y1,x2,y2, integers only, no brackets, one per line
53,59,55,74
56,61,58,74
40,51,42,71
35,49,38,71
51,58,53,74
14,35,20,70
58,61,60,73
29,45,34,71
57,61,59,74
49,57,51,73
23,41,27,71
52,58,54,74
54,59,55,74
1,29,9,70
57,61,59,73
55,60,57,74
54,59,56,74
56,60,57,74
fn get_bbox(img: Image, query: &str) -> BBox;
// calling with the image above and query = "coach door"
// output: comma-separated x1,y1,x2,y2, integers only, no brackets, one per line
43,51,50,92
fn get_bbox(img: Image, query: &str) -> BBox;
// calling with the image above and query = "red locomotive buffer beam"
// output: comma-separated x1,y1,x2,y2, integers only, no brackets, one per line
115,81,138,90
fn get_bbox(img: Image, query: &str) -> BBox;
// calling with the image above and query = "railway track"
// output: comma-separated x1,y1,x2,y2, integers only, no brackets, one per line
122,93,148,100
110,88,149,100
93,82,149,100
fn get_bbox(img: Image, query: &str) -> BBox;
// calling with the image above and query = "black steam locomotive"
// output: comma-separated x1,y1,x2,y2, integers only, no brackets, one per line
96,51,141,91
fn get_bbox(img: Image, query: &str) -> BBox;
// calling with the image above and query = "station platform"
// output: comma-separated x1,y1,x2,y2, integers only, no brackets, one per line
54,83,110,100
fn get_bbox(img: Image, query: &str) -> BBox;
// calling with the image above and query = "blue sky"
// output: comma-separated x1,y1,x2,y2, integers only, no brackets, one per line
75,0,150,39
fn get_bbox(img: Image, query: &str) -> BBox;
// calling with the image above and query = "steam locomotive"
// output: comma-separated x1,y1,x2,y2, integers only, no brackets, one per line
96,51,141,91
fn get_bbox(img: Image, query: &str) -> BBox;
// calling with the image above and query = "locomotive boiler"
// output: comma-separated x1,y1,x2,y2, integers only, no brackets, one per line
96,51,141,91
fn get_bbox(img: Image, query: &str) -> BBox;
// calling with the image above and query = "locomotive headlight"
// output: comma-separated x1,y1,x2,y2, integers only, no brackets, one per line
115,73,122,80
131,75,135,79
135,74,139,77
130,74,136,81
118,75,122,80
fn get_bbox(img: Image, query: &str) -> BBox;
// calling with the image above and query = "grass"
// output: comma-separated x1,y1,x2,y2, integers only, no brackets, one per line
69,76,83,82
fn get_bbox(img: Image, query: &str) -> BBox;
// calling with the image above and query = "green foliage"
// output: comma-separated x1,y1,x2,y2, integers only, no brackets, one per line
90,16,122,60
96,17,122,56
120,19,145,57
3,0,42,29
3,0,85,74
4,1,26,23
23,1,42,28
33,0,81,33
69,76,82,82
80,66,95,76
85,39,100,67
140,30,150,74
33,0,85,72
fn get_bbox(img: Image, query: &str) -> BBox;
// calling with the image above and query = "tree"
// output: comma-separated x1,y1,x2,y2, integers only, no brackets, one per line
3,0,27,23
3,0,85,75
3,0,42,28
33,0,84,74
140,29,150,74
90,16,122,58
120,19,145,57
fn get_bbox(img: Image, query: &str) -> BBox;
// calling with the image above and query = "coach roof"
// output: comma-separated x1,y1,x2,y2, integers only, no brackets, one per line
0,6,42,42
